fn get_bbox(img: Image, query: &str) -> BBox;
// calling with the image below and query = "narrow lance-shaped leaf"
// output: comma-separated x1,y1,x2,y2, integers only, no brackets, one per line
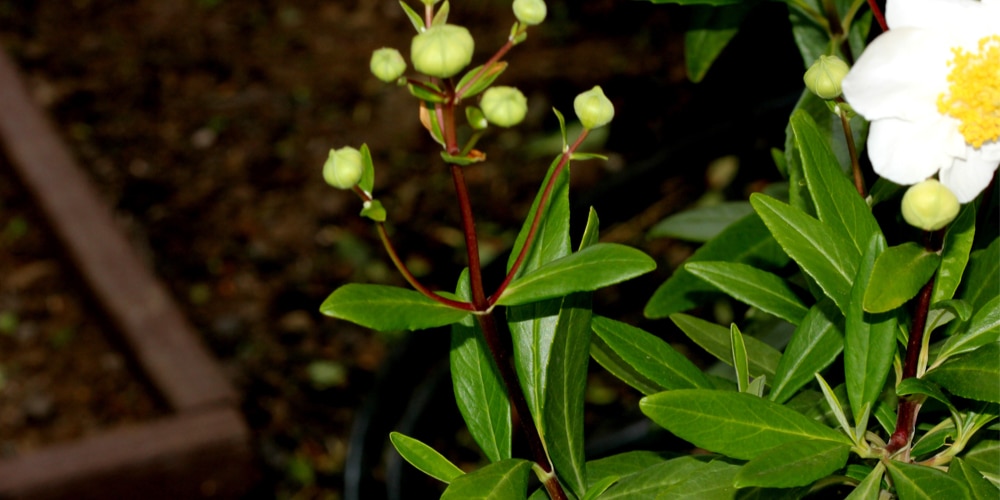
924,343,1000,403
684,3,754,83
671,313,781,380
645,212,789,318
451,271,511,462
647,201,754,243
884,460,969,500
735,439,851,488
750,193,859,314
845,233,897,423
591,315,714,393
768,301,844,404
949,457,999,500
934,295,1000,365
932,202,976,304
497,243,656,306
657,459,741,499
845,462,885,500
389,432,465,484
732,324,750,393
640,390,851,460
441,459,532,500
321,283,469,331
507,154,571,278
792,109,880,258
686,261,809,324
863,242,941,313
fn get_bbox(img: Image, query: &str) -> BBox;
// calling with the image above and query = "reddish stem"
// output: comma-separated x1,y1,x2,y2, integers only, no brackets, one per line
867,0,888,32
489,130,590,306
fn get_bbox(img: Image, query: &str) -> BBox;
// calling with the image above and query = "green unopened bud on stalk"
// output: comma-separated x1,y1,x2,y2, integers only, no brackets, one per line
513,0,547,26
804,55,850,99
370,47,407,83
574,86,614,129
411,24,475,79
323,147,363,190
480,86,528,128
901,179,960,231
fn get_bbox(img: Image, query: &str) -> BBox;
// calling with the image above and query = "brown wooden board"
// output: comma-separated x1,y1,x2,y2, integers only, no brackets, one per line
0,47,253,497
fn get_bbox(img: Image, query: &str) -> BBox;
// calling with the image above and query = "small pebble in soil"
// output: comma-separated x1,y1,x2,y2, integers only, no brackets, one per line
22,389,55,422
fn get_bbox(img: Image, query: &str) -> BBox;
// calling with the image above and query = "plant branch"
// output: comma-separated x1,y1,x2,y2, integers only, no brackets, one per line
475,311,565,500
836,100,867,198
866,0,888,32
489,130,590,306
455,26,526,101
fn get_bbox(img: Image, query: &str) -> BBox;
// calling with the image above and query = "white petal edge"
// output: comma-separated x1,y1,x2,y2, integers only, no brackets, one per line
842,28,953,121
939,144,1000,203
866,117,964,185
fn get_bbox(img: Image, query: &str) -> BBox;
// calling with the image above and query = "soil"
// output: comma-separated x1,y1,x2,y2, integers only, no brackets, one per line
0,0,803,498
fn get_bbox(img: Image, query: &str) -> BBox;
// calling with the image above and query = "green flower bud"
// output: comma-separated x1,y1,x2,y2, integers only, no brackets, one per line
323,147,363,190
513,0,547,26
410,24,475,79
901,179,960,231
574,86,614,129
804,55,850,100
466,106,488,130
370,47,407,83
480,86,528,128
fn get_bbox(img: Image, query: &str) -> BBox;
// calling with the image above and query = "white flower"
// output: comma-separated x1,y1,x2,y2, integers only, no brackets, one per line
841,0,1000,203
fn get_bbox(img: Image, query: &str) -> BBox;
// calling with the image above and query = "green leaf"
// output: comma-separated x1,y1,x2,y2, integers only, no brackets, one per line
686,261,809,324
896,378,955,412
507,155,571,279
359,143,375,195
360,199,387,222
935,295,1000,364
684,3,754,82
787,0,834,68
450,272,511,462
732,324,750,393
398,0,424,32
586,450,673,487
932,203,976,304
792,109,880,258
845,233,897,423
750,193,859,313
735,439,850,488
924,343,1000,403
582,476,619,500
591,316,713,393
598,456,712,499
656,459,742,499
456,62,508,100
671,313,781,380
640,390,851,460
497,243,656,306
885,460,969,500
956,239,999,314
863,242,941,313
768,301,844,404
645,212,789,318
441,459,532,500
431,0,449,26
949,457,999,500
408,82,447,103
965,440,1000,485
845,462,885,500
542,293,592,497
389,432,465,483
320,283,469,331
648,202,754,242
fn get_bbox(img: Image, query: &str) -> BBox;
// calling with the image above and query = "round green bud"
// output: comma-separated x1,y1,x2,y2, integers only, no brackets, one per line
410,24,475,79
803,55,850,100
513,0,547,26
574,86,614,129
323,147,363,190
370,47,407,83
901,179,960,231
480,86,528,128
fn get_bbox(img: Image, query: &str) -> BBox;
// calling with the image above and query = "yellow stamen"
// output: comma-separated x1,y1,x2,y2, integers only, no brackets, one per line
937,35,1000,149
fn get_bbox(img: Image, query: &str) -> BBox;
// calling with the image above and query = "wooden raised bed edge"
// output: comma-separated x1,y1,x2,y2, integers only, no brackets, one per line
0,48,253,497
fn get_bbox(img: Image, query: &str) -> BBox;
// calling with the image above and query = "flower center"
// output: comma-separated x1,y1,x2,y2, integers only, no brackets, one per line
937,35,1000,149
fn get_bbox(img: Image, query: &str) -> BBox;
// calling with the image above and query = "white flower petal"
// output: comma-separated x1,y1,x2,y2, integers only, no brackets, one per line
842,28,953,121
887,0,988,32
867,117,960,185
939,151,1000,203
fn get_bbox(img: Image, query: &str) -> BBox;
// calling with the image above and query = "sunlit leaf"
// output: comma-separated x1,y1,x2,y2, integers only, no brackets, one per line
734,439,850,488
390,432,464,483
884,460,968,500
441,459,532,500
769,301,843,404
924,343,1000,403
671,313,780,380
320,283,469,331
685,261,809,324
